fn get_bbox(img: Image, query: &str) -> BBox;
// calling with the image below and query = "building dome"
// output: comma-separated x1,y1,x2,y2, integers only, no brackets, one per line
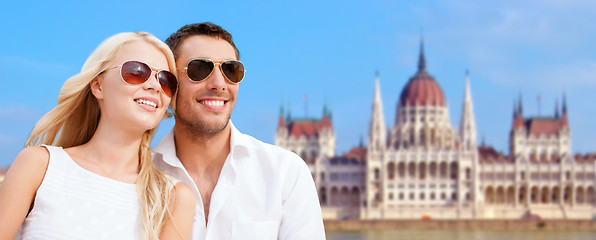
398,41,446,107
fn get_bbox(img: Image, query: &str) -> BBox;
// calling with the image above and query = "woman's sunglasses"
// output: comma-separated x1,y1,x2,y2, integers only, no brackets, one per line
104,61,178,97
181,58,245,84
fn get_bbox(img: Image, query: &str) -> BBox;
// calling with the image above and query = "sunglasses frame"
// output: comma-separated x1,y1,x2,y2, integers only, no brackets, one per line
179,58,246,84
103,61,177,97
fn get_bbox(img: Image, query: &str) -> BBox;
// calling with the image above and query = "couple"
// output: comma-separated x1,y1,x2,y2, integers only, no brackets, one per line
0,23,325,239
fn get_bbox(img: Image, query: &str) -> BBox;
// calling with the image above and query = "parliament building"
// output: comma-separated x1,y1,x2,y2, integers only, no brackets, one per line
275,42,596,220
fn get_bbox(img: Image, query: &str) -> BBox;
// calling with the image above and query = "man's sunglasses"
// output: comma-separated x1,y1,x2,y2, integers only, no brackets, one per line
180,58,245,84
103,61,178,97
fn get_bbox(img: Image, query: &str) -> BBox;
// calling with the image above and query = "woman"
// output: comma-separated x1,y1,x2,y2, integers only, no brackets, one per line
0,32,195,239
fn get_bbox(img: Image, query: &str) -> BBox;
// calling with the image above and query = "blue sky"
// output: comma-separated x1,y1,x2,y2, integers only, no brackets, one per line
1,1,595,166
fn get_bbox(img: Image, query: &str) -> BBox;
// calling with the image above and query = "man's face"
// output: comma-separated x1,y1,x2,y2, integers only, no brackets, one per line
174,35,239,136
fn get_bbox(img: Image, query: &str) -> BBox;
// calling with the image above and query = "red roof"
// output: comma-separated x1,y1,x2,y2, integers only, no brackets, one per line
478,146,513,163
282,118,333,138
586,154,596,163
278,115,285,129
513,114,524,129
525,118,563,137
399,71,445,107
478,146,499,162
346,147,367,161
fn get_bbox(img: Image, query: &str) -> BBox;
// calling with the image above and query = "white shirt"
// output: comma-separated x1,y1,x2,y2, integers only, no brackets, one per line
153,122,326,240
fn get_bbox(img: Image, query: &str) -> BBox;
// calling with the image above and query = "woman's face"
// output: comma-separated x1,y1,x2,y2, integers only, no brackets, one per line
93,41,173,133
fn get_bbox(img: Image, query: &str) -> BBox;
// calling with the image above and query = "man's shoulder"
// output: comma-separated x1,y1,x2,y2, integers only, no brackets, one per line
236,132,305,169
239,133,298,158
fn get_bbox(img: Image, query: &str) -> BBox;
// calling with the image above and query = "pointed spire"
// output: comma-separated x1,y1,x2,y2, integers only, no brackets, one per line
418,38,426,72
359,135,364,148
278,104,286,128
562,93,567,114
518,93,523,115
555,99,560,119
513,99,518,119
374,72,382,103
464,69,472,102
561,92,568,127
369,72,386,152
460,70,477,151
286,103,292,122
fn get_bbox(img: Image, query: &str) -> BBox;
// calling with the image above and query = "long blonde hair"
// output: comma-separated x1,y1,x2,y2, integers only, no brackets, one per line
26,32,176,239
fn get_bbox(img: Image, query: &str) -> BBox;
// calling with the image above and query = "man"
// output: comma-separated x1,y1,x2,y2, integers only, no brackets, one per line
154,22,326,239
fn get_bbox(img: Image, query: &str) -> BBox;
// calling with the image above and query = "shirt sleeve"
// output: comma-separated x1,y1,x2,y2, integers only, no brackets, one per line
279,154,326,240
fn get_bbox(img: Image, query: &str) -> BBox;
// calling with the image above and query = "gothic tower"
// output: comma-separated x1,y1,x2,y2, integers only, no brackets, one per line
365,72,386,217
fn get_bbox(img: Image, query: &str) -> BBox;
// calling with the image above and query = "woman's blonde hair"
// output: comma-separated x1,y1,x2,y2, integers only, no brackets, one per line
26,32,177,240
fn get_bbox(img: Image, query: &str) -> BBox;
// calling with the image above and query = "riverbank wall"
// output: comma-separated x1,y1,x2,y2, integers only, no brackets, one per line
324,220,596,230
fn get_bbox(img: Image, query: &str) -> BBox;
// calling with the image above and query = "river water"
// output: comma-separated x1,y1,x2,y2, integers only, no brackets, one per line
326,228,596,240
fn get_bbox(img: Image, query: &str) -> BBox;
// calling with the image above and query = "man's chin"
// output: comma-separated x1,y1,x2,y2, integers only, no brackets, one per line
183,119,229,136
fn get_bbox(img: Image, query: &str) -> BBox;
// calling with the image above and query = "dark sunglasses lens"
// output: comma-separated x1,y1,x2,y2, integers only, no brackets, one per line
121,61,151,84
187,59,214,82
157,71,177,97
222,61,244,83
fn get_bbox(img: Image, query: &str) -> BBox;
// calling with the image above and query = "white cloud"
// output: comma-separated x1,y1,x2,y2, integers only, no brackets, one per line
0,105,42,122
0,56,74,76
409,1,596,92
0,134,16,145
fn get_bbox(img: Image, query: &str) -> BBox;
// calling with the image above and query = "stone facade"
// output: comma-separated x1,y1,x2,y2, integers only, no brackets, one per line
275,42,596,220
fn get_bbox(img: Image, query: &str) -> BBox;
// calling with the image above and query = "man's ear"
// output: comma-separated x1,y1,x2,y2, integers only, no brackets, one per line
90,77,104,100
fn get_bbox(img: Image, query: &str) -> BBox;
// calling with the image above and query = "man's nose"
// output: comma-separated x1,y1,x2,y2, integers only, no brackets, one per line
205,64,226,91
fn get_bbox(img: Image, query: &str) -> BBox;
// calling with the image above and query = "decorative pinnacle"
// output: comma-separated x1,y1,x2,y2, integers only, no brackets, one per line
418,38,426,72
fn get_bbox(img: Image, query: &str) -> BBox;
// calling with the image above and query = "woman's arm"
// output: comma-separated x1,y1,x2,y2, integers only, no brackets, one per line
0,146,50,239
160,182,196,240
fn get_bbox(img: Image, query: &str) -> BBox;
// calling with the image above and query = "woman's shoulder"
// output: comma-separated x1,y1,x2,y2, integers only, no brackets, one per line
15,146,51,167
4,146,52,192
172,182,194,197
171,182,195,206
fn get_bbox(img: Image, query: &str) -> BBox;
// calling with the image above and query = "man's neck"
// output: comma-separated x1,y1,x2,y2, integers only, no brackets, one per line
173,123,232,175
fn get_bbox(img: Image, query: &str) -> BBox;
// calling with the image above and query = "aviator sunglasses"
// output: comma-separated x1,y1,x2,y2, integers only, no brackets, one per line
180,58,245,84
103,61,178,97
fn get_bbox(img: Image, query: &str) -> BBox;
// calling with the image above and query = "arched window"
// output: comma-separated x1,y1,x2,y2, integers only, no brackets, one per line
387,162,396,180
450,162,459,179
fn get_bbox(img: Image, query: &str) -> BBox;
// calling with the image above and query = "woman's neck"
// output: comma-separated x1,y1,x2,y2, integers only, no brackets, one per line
67,119,146,182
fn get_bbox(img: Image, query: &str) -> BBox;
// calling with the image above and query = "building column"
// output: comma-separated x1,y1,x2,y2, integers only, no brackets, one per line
513,184,519,207
526,185,531,206
327,187,332,206
446,161,450,181
559,185,564,206
571,184,576,207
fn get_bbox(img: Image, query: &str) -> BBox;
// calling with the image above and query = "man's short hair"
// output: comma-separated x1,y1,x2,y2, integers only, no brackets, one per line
165,22,240,60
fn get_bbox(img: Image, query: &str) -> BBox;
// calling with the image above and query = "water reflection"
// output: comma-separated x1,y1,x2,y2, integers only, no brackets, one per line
326,229,596,240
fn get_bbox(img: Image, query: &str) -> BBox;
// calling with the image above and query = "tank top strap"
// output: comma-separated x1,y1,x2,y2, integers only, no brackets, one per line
39,145,74,173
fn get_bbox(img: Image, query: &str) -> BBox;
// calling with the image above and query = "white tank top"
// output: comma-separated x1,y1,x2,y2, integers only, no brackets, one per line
20,145,143,239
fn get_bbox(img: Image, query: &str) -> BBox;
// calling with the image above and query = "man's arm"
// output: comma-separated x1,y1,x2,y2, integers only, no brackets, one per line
279,155,326,240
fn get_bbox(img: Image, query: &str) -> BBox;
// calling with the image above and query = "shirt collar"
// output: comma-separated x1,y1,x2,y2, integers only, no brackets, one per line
228,121,251,159
154,129,183,169
154,120,251,169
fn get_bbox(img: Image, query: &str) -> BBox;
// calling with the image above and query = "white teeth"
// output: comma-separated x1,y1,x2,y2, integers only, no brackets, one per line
202,100,224,107
135,99,157,108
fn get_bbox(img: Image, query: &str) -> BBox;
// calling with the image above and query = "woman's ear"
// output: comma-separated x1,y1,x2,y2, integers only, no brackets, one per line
90,76,104,100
